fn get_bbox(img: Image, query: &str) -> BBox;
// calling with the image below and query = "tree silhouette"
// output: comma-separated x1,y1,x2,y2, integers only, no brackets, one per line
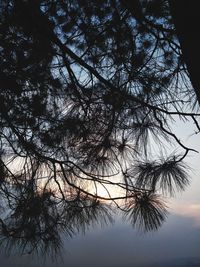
0,0,199,257
169,0,200,104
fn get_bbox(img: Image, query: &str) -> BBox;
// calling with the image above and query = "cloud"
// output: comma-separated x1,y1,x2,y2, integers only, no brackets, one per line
171,203,200,226
0,213,199,267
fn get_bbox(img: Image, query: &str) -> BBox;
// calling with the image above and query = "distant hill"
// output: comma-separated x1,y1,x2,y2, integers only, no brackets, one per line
147,257,200,267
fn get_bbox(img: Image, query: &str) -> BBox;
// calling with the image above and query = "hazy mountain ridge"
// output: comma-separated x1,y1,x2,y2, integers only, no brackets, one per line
147,257,200,267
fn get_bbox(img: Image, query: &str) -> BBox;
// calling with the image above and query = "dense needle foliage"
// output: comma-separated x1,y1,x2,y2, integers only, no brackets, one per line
0,0,199,257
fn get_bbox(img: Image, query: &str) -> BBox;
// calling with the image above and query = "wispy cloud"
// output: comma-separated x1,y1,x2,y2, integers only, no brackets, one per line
171,203,200,226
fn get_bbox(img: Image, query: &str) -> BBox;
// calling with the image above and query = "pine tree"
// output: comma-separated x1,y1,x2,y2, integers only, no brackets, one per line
0,0,199,257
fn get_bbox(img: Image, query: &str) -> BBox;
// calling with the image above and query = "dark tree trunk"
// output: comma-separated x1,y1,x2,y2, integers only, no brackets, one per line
169,0,200,104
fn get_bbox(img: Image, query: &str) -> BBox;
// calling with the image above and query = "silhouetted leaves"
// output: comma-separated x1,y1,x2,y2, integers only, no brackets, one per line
125,192,168,231
130,157,189,195
0,0,198,259
0,184,112,258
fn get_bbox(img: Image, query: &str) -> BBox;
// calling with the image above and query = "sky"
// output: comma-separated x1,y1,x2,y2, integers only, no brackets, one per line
0,120,200,266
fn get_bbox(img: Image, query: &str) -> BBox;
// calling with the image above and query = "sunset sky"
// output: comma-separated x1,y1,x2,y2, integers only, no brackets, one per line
1,119,200,267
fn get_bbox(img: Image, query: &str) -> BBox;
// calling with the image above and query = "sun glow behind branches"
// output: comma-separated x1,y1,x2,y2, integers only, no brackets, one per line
89,180,125,201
